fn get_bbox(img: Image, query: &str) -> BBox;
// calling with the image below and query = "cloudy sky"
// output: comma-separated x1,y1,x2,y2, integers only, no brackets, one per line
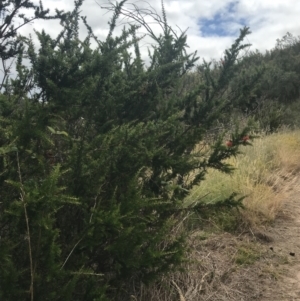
15,0,300,63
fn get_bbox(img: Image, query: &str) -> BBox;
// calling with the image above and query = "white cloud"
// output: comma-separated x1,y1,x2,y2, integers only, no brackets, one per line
13,0,300,64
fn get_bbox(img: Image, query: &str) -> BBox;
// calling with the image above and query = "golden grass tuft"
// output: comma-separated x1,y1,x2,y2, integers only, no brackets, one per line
185,129,300,226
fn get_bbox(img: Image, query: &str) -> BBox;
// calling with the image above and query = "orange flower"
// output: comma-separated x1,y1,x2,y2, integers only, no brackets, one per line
226,140,233,147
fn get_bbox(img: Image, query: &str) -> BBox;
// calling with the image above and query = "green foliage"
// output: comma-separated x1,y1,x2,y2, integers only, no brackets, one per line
228,32,300,131
0,1,258,299
235,245,261,265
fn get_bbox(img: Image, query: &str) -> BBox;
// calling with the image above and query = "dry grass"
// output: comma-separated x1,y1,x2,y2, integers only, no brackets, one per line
185,129,300,226
128,232,274,301
129,129,300,301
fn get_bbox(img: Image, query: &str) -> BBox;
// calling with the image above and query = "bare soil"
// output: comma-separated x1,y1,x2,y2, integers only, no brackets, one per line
202,180,300,301
257,183,300,300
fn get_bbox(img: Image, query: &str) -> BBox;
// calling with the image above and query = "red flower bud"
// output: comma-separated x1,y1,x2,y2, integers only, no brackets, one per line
226,140,233,147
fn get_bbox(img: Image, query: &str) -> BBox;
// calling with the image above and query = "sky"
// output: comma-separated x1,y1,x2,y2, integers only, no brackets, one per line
13,0,300,65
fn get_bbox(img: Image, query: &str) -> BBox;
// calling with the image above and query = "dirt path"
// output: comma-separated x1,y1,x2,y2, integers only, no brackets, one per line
258,185,300,300
195,179,300,301
132,180,300,301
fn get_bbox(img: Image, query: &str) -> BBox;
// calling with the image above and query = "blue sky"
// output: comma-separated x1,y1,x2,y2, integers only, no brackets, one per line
199,1,247,37
13,0,300,66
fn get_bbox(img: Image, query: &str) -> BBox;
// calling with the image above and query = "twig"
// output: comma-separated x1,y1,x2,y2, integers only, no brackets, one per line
70,271,104,276
199,272,210,292
61,186,103,270
17,152,34,301
171,280,186,301
60,237,83,270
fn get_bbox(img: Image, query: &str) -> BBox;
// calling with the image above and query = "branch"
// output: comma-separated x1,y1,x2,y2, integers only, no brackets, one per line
17,152,34,301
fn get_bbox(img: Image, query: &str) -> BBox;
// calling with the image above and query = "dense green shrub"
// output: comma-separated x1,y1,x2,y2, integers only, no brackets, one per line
229,32,300,131
1,1,256,300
